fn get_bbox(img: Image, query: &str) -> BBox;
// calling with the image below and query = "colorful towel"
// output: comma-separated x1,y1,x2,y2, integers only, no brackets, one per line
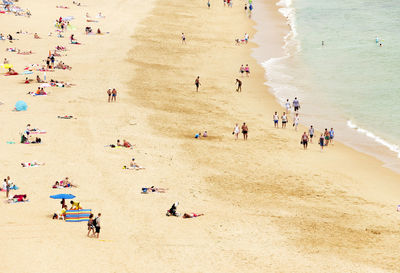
65,209,91,222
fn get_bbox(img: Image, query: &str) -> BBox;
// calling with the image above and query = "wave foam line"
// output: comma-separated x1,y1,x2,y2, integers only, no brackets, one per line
347,120,400,158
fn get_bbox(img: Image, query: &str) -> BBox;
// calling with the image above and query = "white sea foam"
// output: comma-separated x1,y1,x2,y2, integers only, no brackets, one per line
347,120,400,158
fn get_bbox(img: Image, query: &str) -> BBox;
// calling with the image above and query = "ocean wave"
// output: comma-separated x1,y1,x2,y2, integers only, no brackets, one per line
347,120,400,158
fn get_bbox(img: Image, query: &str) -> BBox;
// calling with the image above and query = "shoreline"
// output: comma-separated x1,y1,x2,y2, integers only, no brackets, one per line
254,0,400,174
1,0,400,272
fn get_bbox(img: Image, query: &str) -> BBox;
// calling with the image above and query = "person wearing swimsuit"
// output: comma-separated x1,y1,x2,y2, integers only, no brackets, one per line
195,76,201,91
241,122,248,140
107,89,112,102
111,88,117,102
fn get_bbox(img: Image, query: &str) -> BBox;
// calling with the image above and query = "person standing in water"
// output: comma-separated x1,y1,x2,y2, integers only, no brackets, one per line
195,76,201,91
241,123,248,140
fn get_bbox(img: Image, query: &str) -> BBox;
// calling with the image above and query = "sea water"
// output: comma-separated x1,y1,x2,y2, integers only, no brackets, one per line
255,0,400,171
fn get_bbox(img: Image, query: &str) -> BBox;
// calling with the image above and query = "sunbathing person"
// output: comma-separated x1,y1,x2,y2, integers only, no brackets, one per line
123,139,133,148
9,194,28,203
60,177,77,187
21,161,45,167
126,158,145,170
52,181,63,189
7,68,18,75
34,33,40,39
24,77,32,84
141,186,168,194
183,213,204,218
36,75,44,83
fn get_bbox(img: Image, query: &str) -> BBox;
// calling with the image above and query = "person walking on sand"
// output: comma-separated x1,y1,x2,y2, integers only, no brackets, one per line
319,133,324,151
241,122,248,140
245,64,250,77
293,113,299,131
236,79,242,92
233,123,240,140
94,213,101,238
308,125,314,143
111,88,117,102
240,64,245,76
207,0,210,8
273,111,279,128
107,89,111,102
87,213,95,237
301,132,309,149
324,128,329,146
285,99,291,113
195,76,201,91
293,97,300,112
181,33,186,44
329,127,335,145
281,112,288,128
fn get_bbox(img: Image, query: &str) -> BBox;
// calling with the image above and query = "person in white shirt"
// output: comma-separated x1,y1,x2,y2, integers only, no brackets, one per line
293,113,299,131
308,125,314,143
273,112,279,128
281,112,288,128
285,99,291,113
233,123,240,140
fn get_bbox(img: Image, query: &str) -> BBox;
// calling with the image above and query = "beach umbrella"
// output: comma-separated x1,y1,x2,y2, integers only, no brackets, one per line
15,100,28,111
50,194,75,199
40,83,51,88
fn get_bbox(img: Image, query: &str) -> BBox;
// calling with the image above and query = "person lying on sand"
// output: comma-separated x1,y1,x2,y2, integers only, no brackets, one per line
36,75,45,83
17,49,33,55
55,61,72,70
6,68,18,75
115,139,134,148
59,177,77,188
57,115,75,119
141,186,168,194
122,158,145,170
7,194,28,203
183,213,204,218
21,161,45,167
24,77,33,84
34,33,40,39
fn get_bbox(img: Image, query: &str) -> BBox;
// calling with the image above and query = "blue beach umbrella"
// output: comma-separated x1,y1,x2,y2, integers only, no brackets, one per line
15,100,28,111
50,194,76,199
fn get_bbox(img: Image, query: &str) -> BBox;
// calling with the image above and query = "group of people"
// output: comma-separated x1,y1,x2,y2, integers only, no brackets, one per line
233,123,248,140
107,88,117,102
166,202,204,219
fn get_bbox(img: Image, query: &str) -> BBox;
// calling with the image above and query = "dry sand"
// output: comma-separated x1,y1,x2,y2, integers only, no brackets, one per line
1,0,400,272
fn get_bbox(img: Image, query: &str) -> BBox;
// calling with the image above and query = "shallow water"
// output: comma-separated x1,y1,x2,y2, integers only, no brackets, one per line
253,0,400,172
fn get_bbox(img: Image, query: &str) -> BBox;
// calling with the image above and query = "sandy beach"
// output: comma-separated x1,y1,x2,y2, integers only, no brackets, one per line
1,0,400,272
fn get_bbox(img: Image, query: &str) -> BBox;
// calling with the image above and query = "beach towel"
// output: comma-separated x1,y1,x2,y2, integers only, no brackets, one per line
65,209,91,222
28,130,46,134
